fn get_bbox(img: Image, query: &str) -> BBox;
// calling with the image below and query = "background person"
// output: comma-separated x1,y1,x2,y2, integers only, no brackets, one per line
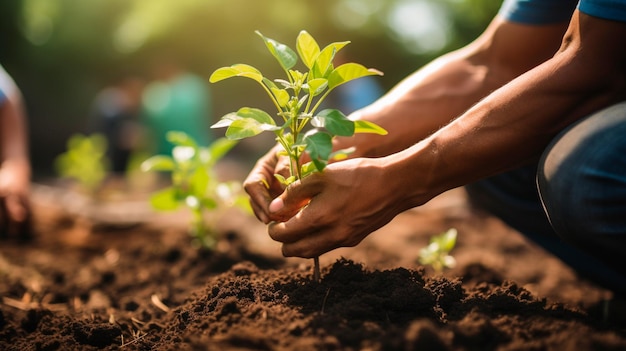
142,58,213,157
88,75,145,178
0,64,32,240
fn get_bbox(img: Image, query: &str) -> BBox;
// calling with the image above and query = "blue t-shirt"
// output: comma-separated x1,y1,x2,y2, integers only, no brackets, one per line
0,86,5,105
579,0,626,22
499,0,626,24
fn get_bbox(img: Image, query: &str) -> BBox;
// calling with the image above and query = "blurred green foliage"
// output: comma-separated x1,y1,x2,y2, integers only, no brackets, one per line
54,133,109,194
0,0,501,178
141,131,250,248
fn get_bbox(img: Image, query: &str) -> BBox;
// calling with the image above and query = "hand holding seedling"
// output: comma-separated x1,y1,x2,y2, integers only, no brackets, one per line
266,157,413,258
210,30,387,280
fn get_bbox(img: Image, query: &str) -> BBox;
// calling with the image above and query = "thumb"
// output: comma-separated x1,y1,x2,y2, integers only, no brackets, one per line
268,176,322,222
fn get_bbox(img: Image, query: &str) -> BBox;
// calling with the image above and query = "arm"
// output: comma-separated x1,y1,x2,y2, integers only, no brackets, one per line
246,15,569,224
0,66,32,231
267,11,626,258
335,16,570,158
394,10,626,206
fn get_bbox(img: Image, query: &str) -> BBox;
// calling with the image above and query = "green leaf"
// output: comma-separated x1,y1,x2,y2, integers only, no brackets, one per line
209,67,238,83
188,166,210,196
313,109,355,137
330,147,355,161
328,63,383,90
226,120,265,140
310,41,349,79
223,108,281,140
271,87,290,107
212,108,280,139
274,173,296,186
296,30,320,69
256,31,297,71
300,161,318,178
201,197,218,210
167,131,198,147
211,113,237,129
209,64,263,83
354,120,388,135
306,78,328,96
149,188,180,211
236,107,278,126
141,155,175,172
207,137,238,165
304,130,332,172
437,228,457,252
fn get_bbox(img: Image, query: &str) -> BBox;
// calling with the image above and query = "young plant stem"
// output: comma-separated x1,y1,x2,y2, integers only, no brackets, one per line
313,256,321,283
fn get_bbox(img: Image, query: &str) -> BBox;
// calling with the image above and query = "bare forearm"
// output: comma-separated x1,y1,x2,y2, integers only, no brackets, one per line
339,50,500,158
393,11,626,207
0,88,30,187
337,17,570,158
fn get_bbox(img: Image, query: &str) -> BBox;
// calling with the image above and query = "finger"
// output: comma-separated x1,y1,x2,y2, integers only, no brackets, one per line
244,179,272,223
268,209,316,245
267,195,329,243
271,218,340,259
268,175,324,221
248,197,269,224
280,229,336,258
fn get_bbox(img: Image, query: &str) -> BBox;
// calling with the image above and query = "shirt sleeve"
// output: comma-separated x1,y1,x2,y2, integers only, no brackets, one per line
0,64,11,105
578,0,626,22
498,0,580,24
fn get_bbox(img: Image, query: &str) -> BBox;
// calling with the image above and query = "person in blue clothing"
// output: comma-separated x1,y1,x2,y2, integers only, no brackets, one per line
243,0,626,296
142,58,213,157
0,64,31,240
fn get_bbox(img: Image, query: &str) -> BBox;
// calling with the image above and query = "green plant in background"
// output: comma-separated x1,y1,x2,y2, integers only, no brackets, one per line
141,131,249,249
209,30,387,281
418,228,458,273
54,133,109,195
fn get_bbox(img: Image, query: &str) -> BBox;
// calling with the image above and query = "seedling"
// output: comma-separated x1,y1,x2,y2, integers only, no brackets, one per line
209,30,387,281
54,133,109,195
418,228,458,273
141,131,249,249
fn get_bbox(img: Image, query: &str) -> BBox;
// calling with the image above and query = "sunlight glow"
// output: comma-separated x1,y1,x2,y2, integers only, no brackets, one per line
332,0,384,30
21,0,58,46
387,0,451,54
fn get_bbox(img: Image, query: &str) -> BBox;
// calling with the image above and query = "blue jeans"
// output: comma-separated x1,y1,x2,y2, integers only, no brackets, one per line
465,102,626,295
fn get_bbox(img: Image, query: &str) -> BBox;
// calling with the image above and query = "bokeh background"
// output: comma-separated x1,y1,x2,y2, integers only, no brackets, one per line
0,0,500,181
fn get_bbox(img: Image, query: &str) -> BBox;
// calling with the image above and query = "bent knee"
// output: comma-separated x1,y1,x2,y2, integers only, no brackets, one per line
538,102,626,247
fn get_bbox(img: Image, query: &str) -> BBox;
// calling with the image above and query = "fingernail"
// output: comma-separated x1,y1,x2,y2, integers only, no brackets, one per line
269,198,284,213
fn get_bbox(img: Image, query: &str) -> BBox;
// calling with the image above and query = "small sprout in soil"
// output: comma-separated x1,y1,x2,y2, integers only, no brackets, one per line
418,228,457,273
141,131,249,249
209,30,387,282
54,133,109,195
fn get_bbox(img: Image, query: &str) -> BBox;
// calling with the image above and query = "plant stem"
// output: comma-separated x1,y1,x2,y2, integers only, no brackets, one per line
313,256,320,283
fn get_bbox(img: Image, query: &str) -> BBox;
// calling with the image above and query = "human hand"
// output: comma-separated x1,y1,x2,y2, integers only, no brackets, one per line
266,157,411,258
242,144,291,224
0,161,32,239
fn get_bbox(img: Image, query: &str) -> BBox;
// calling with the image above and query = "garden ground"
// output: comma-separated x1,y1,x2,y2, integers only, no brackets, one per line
1,184,625,350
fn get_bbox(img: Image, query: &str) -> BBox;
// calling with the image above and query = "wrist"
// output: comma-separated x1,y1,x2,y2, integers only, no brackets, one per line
381,138,447,210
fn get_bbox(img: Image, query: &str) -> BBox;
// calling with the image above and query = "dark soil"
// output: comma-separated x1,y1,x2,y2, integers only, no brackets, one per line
1,185,625,351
